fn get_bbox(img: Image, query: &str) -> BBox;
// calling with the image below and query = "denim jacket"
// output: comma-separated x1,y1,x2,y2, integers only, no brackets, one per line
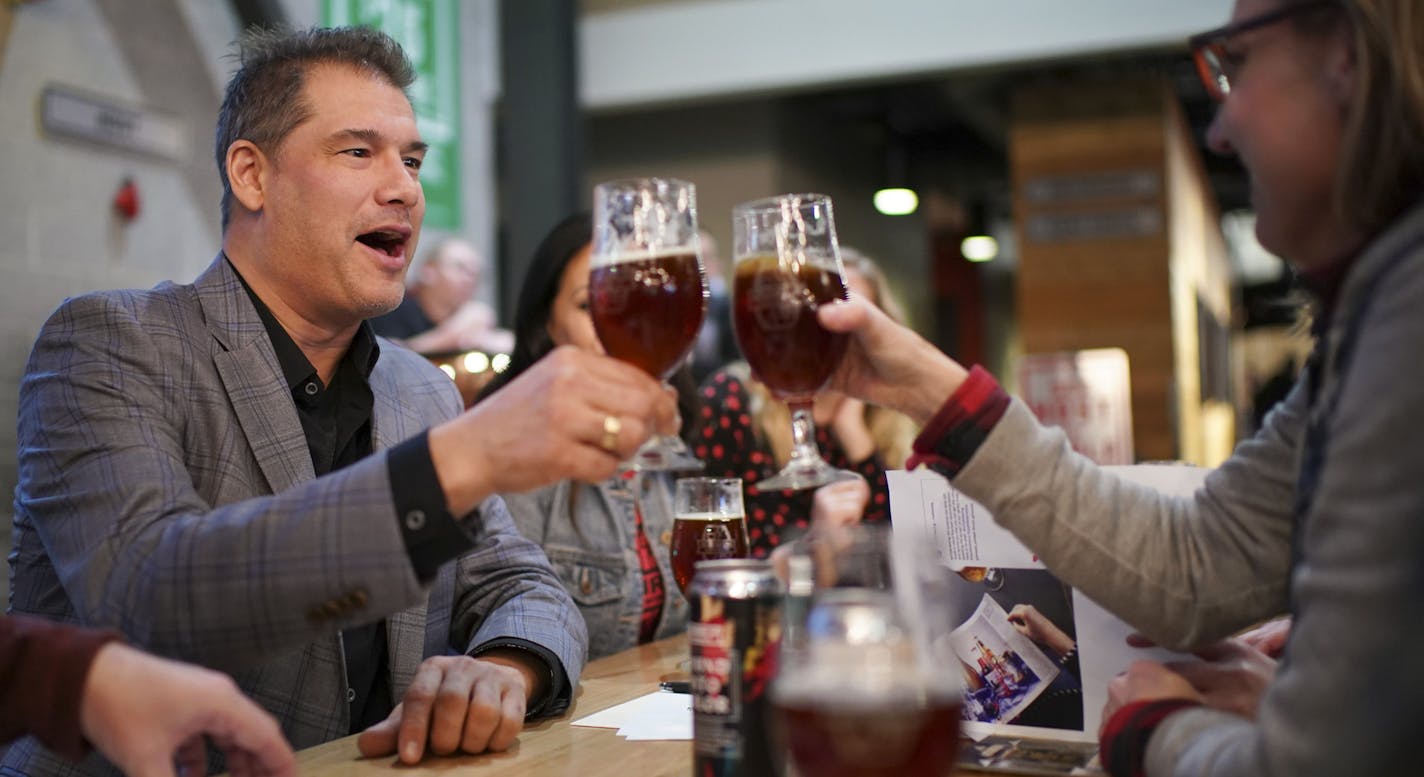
500,474,689,660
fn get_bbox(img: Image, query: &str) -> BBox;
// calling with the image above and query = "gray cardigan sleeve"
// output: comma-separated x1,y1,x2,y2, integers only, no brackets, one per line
952,388,1300,648
949,238,1424,776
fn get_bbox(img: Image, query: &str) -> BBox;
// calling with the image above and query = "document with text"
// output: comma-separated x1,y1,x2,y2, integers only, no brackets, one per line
888,465,1207,775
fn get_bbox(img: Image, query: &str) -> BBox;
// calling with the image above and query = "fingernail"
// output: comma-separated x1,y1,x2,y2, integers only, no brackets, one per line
403,742,420,762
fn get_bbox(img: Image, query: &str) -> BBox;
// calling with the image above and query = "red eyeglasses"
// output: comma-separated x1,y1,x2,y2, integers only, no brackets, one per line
1188,0,1342,101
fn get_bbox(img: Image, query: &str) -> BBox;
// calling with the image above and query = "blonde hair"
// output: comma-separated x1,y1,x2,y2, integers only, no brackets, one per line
743,247,919,469
1324,0,1424,233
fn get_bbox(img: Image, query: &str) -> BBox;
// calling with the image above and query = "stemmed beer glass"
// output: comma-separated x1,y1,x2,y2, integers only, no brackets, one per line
589,178,708,471
731,193,858,490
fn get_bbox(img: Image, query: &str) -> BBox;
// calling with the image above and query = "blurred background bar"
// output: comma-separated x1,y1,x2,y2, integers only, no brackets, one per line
1,0,1313,604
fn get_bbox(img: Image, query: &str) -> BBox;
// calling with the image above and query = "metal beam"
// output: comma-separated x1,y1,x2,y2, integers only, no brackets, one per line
497,0,582,317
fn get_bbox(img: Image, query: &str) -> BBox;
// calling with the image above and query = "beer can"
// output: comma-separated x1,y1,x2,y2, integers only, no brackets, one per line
688,558,783,777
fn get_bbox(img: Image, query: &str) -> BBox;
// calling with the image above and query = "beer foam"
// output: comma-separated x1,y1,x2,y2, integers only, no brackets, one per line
592,247,698,266
675,512,746,522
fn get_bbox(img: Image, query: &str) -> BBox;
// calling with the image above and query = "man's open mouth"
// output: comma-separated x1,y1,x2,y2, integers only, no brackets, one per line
356,230,408,257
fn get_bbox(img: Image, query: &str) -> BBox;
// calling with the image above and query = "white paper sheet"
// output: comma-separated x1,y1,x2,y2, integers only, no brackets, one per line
570,690,692,740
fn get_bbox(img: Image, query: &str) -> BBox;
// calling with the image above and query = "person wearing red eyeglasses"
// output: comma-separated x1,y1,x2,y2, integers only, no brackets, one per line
815,2,1424,776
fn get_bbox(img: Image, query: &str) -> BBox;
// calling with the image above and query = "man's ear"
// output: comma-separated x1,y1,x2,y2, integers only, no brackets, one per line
226,139,269,215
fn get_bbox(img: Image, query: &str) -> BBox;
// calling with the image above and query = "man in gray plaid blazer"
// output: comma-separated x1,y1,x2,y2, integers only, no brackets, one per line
7,27,677,777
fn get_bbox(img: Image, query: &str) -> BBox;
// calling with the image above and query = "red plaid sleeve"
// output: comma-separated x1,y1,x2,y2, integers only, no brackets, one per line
1099,698,1204,777
905,366,1010,478
0,615,121,760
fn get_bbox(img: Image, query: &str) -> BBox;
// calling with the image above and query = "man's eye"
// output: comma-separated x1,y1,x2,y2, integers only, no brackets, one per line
405,156,424,170
342,148,371,158
577,300,589,312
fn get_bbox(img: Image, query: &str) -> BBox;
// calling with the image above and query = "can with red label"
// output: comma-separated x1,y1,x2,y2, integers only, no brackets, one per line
687,558,784,777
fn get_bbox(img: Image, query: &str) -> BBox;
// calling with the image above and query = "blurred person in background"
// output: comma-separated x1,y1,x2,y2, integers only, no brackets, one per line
812,1,1424,774
695,247,918,558
370,236,514,354
477,213,692,659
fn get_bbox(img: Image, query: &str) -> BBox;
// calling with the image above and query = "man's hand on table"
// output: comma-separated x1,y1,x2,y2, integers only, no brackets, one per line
357,654,539,763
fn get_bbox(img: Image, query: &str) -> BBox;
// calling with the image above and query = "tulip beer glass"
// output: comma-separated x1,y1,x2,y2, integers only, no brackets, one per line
589,178,708,471
731,193,857,490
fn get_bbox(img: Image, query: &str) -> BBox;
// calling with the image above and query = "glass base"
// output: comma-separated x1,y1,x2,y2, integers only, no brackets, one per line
625,434,705,473
752,459,860,492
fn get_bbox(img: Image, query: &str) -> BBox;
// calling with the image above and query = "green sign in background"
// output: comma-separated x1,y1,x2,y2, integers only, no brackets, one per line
323,0,461,230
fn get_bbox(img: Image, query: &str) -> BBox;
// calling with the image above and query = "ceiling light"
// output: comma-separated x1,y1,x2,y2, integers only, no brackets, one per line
874,187,918,216
961,235,999,262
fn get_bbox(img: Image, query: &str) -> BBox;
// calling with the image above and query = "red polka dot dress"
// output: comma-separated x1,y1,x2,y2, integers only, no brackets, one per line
693,368,892,558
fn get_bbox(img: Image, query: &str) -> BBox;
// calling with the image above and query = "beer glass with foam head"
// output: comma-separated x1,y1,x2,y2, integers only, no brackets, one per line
671,477,749,595
590,178,708,471
773,525,964,777
731,193,858,491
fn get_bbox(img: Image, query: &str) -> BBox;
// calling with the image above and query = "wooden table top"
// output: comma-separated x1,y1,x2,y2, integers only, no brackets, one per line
291,635,1105,776
293,636,692,777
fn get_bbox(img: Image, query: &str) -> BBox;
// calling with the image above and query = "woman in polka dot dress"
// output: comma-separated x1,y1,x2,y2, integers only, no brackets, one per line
692,248,919,558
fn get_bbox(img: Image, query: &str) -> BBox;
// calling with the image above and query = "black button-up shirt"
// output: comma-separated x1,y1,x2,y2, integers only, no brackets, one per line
241,280,396,733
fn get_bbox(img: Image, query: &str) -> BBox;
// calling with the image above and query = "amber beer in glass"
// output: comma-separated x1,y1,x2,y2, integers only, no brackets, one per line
773,528,964,777
772,688,962,777
589,250,705,379
670,477,749,594
731,193,858,490
733,254,849,398
590,178,708,471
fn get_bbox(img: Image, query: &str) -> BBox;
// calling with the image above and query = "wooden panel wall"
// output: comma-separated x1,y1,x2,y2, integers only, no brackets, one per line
1009,80,1233,464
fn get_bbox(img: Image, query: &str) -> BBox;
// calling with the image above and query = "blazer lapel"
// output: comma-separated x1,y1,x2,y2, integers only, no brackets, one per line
196,256,314,493
369,337,446,696
369,353,427,453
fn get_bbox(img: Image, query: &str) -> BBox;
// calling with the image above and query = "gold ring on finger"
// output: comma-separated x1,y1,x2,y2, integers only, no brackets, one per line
600,415,622,452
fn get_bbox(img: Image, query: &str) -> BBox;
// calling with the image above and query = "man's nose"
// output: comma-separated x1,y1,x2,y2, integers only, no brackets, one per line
378,153,422,207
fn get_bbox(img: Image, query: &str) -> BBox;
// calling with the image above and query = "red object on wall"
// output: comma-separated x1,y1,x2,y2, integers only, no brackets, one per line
930,227,984,367
113,178,140,221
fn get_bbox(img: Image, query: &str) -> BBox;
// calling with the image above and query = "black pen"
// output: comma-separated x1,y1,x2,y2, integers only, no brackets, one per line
659,680,691,694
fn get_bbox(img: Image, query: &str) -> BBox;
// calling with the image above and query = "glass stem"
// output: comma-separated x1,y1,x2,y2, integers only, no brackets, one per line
788,400,819,465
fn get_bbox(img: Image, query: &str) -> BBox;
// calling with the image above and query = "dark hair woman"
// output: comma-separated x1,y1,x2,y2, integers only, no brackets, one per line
479,213,699,659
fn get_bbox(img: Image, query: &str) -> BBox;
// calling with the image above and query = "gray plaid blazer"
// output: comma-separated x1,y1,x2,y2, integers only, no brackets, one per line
5,257,587,776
